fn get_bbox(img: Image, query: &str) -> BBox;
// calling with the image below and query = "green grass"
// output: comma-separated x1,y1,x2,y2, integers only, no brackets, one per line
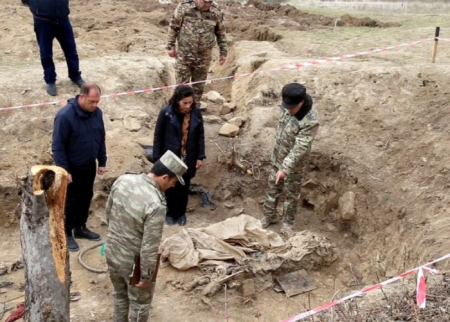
289,0,450,14
284,1,450,31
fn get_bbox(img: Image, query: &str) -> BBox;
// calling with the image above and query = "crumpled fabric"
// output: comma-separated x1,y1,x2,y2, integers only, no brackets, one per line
160,214,337,272
5,302,25,322
200,215,285,251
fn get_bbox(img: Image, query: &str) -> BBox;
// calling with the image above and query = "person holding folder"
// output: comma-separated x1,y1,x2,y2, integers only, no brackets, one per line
104,151,187,321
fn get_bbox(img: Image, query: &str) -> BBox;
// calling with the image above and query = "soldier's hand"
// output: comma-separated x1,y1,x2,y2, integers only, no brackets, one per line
98,167,106,175
135,281,151,289
275,170,287,185
168,50,177,58
219,56,226,65
67,174,72,184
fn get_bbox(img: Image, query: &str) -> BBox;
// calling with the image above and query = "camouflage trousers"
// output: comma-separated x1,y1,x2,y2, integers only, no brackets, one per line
263,166,302,225
109,268,156,322
175,50,212,102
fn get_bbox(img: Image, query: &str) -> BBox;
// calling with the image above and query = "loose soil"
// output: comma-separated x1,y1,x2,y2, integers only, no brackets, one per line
1,0,450,321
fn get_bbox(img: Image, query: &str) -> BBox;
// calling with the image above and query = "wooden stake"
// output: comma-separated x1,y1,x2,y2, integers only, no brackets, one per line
19,165,70,321
432,26,440,63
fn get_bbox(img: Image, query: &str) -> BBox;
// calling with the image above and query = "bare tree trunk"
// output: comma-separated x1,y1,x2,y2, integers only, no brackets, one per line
19,165,70,322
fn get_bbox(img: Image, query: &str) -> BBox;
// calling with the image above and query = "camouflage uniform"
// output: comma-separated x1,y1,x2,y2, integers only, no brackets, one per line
105,173,167,322
263,98,319,225
167,0,227,102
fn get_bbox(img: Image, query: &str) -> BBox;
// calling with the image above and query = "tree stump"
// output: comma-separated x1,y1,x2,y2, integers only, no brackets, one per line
19,165,70,321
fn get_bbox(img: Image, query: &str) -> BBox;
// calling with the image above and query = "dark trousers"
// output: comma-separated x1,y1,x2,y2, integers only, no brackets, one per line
33,16,81,84
65,164,96,233
165,173,191,220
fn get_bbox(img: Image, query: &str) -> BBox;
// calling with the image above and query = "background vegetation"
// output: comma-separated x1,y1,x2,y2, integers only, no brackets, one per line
286,0,450,14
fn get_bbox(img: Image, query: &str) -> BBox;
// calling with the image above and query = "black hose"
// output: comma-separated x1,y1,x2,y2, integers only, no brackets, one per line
78,241,108,274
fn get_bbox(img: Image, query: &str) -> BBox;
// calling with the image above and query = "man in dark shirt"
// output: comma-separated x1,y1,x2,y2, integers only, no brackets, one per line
23,0,85,96
52,82,107,251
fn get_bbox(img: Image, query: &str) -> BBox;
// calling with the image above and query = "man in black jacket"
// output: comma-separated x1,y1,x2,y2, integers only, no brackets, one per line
52,83,107,251
23,0,85,96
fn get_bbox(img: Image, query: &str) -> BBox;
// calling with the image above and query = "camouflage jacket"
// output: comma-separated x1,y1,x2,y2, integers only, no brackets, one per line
271,95,319,175
166,0,228,57
105,174,167,282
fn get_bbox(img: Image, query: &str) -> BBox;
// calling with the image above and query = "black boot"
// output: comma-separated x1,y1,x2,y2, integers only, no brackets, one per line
74,226,101,241
46,83,57,96
166,217,176,226
177,216,187,226
67,234,80,252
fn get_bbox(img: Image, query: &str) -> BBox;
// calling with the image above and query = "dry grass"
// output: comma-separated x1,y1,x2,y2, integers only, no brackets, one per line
291,0,450,14
297,273,450,322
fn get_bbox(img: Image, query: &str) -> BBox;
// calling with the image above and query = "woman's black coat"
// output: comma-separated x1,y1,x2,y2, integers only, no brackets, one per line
153,104,206,178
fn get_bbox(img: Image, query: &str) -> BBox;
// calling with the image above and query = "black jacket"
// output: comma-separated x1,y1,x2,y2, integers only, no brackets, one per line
27,0,70,19
52,96,107,172
153,104,205,178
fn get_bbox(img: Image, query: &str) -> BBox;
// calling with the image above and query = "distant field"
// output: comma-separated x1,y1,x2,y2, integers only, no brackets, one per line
319,1,401,5
291,0,450,13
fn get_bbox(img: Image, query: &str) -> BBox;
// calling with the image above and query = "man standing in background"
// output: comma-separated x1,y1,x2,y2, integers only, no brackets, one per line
262,83,319,233
105,151,187,322
167,0,228,103
52,83,106,252
24,0,85,96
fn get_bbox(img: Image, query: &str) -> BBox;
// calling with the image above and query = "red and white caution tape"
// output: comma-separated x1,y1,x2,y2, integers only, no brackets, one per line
416,266,441,309
436,37,450,42
282,253,450,322
416,268,427,308
0,38,432,112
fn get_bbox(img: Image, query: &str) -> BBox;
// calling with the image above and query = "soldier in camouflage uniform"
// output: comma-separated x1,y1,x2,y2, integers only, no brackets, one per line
262,83,320,232
166,0,227,102
105,150,187,322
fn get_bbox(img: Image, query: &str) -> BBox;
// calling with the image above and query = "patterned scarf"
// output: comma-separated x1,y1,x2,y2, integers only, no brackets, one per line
180,112,191,161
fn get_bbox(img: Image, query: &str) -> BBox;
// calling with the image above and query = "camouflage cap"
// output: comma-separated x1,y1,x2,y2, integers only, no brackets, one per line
159,150,188,185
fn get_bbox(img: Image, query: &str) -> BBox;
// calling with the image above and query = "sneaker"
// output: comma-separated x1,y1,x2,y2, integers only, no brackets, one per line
74,226,101,241
166,217,176,226
46,83,57,96
67,235,79,252
261,216,278,229
73,78,85,88
178,216,187,226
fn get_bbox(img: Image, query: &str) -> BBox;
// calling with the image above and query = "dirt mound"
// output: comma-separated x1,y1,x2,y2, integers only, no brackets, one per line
340,13,400,28
224,0,400,42
241,0,399,29
228,24,283,42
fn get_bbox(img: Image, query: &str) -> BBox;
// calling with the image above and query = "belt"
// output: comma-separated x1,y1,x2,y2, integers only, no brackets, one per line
33,15,68,24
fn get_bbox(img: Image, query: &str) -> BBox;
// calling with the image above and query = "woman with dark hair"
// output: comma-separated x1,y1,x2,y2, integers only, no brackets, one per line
153,85,206,226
